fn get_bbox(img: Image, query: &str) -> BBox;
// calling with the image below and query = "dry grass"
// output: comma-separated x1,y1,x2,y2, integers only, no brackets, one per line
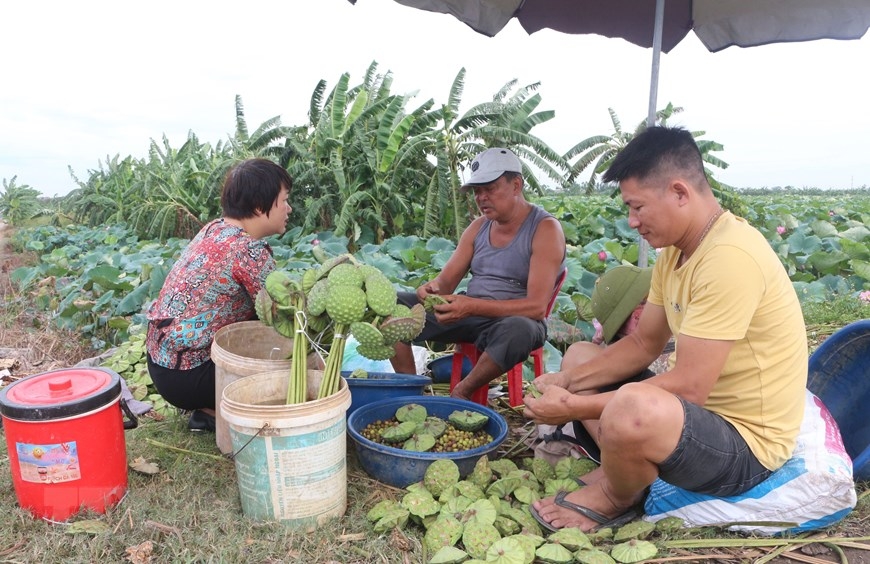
1,223,869,563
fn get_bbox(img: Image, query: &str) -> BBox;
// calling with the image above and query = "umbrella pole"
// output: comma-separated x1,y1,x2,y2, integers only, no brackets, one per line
638,0,666,268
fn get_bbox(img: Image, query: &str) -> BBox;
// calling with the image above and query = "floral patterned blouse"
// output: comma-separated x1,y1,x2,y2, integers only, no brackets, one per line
146,219,275,370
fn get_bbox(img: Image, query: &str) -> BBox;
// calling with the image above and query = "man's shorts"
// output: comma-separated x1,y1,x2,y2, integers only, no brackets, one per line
658,397,772,496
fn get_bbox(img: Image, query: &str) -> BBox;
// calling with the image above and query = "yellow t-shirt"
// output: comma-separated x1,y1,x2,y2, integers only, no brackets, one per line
649,212,807,470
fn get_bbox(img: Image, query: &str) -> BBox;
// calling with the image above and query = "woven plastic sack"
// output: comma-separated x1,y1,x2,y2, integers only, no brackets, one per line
644,389,857,535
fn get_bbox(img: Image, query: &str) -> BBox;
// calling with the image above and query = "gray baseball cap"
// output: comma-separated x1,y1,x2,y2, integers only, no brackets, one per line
461,148,522,191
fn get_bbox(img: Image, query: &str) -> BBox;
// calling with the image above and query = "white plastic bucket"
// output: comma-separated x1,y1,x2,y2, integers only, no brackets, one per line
221,369,351,530
211,321,323,454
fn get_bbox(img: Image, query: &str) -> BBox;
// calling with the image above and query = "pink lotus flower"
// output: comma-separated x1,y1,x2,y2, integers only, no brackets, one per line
829,210,835,217
312,239,320,246
860,291,870,304
776,225,786,235
598,251,607,261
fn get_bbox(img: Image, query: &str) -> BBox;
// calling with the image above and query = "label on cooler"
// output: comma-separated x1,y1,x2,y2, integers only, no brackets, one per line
15,441,81,483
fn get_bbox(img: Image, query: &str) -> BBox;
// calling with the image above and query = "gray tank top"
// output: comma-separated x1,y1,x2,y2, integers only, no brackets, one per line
466,205,561,300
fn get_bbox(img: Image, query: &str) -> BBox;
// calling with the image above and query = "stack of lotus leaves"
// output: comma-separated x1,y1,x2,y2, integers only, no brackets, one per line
255,252,425,402
366,455,672,564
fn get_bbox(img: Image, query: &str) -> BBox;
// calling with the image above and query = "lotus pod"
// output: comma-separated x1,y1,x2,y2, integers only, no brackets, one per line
490,495,512,515
311,244,330,265
574,549,618,564
392,303,412,317
423,294,450,312
512,485,540,505
544,478,581,496
396,403,428,423
364,272,398,316
264,270,295,307
423,515,464,554
486,476,521,498
489,459,519,477
347,368,368,379
378,315,424,345
439,495,472,519
504,534,539,564
448,410,489,432
402,489,440,518
315,252,353,275
357,342,396,361
523,457,556,482
454,480,485,501
428,545,468,564
485,537,528,564
366,499,402,522
468,456,493,489
548,527,592,551
381,421,417,443
406,482,429,495
301,267,319,293
610,539,658,563
461,498,497,526
324,285,367,325
587,527,614,542
372,507,409,533
612,520,654,542
403,433,437,452
555,457,599,480
423,459,461,497
535,543,575,564
306,278,330,316
504,507,543,537
327,262,365,288
506,468,539,485
653,516,684,534
493,515,521,537
254,288,274,325
350,321,386,348
416,416,448,438
272,313,295,339
461,521,502,560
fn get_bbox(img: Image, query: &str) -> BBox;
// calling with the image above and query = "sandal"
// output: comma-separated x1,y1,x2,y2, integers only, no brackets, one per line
530,491,643,533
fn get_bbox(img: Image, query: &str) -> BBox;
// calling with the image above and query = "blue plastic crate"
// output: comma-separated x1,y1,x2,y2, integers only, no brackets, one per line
808,319,870,480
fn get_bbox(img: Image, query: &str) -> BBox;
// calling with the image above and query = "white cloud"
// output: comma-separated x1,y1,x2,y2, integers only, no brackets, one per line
1,0,868,196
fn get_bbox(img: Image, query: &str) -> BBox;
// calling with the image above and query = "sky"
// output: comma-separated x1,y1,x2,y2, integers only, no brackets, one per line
2,1,869,198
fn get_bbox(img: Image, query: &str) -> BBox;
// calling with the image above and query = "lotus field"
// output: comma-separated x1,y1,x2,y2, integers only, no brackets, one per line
7,190,870,412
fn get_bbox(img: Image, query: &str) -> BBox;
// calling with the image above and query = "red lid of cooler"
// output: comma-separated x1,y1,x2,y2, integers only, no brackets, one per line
0,367,121,420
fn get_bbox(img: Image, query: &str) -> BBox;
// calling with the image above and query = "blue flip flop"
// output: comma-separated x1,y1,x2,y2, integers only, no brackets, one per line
530,491,643,533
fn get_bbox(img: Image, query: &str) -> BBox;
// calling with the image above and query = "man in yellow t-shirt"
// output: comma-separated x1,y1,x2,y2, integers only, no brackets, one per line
524,126,807,533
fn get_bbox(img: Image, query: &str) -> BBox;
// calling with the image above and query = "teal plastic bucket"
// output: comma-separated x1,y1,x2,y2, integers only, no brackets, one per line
221,369,351,530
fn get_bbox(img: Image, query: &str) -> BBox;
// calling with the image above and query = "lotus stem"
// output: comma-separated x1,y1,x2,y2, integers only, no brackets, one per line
317,325,347,399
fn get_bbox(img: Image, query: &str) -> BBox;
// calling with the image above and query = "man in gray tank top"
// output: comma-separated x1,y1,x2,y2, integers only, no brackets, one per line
390,147,566,401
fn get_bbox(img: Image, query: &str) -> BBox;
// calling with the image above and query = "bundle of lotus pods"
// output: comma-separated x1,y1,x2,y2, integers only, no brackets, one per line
256,252,426,402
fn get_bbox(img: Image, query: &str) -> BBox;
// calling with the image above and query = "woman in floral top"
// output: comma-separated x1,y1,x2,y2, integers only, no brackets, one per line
146,158,293,431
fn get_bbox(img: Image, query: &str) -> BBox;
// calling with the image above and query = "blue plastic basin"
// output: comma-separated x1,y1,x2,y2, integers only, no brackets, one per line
341,372,432,416
808,319,870,480
427,355,471,384
347,395,508,488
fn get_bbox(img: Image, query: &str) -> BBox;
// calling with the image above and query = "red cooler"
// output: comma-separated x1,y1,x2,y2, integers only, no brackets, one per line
0,367,135,521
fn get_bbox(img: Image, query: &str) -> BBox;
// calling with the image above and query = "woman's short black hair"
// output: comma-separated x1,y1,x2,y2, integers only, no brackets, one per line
221,158,293,219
